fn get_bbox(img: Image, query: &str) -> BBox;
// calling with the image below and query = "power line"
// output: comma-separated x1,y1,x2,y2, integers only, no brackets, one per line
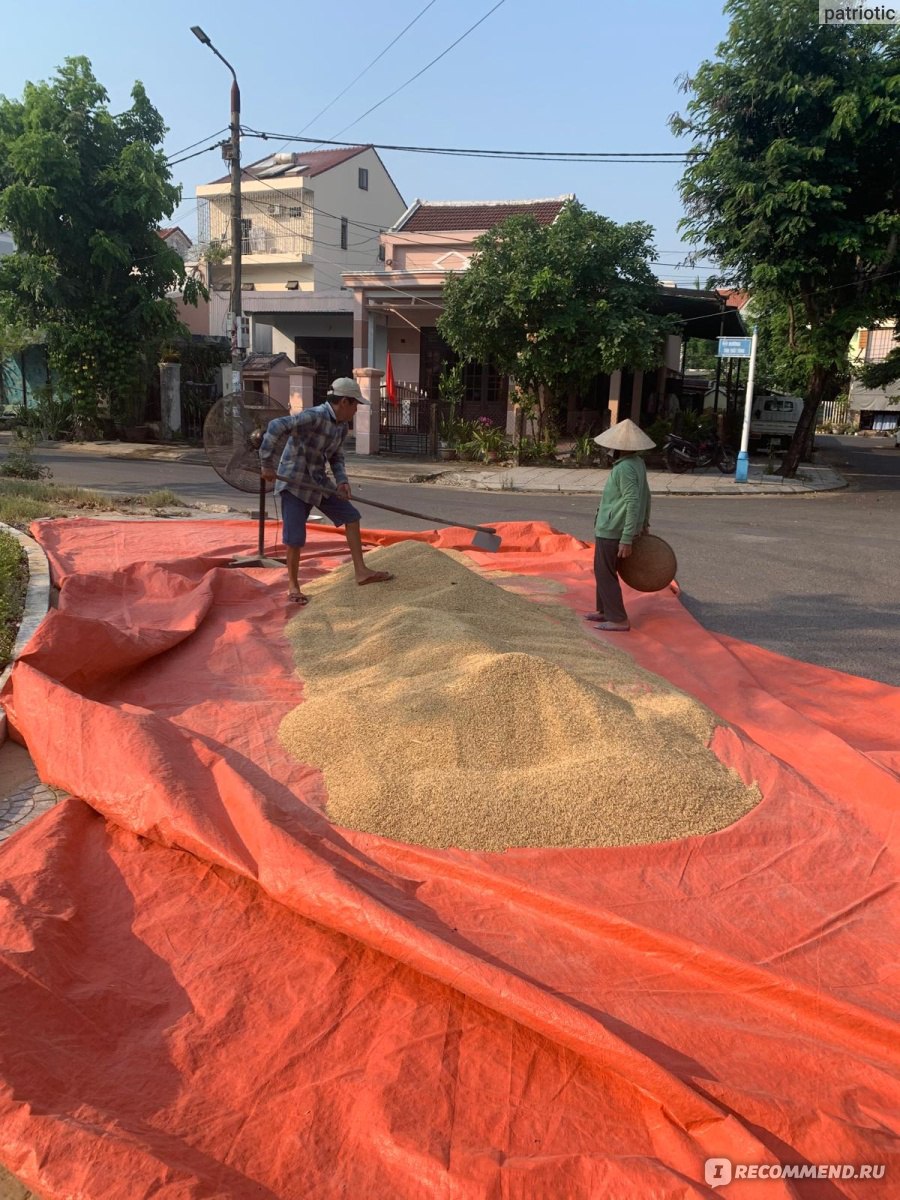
167,140,228,167
166,128,229,161
298,0,441,140
329,0,509,139
241,126,691,163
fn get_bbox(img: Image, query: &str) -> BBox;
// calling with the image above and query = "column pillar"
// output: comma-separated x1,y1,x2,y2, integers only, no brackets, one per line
353,367,384,455
608,369,622,427
287,365,316,413
159,362,181,438
352,290,368,370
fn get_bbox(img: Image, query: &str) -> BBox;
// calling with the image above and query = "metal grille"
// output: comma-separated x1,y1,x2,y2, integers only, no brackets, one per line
199,189,314,258
181,382,218,442
380,381,433,456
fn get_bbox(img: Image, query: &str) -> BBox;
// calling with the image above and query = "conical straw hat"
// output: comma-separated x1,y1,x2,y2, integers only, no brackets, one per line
618,534,677,593
593,418,656,452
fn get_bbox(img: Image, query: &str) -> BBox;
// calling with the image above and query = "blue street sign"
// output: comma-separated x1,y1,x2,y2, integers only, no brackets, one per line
718,336,753,358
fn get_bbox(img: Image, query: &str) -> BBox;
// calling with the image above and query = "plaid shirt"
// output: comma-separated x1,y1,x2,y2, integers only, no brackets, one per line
259,403,350,506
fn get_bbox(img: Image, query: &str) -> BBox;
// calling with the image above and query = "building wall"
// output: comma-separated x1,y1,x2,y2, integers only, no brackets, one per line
257,313,354,361
307,149,406,289
848,321,900,416
196,149,405,296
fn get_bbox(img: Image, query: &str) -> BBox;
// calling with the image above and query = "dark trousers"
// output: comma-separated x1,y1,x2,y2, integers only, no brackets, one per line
593,538,628,624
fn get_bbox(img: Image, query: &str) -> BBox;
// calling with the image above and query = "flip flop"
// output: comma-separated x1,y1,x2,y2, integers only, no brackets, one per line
594,621,630,632
357,571,394,586
287,591,310,606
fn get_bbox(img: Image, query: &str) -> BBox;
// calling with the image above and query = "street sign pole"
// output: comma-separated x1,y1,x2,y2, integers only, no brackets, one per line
734,324,758,483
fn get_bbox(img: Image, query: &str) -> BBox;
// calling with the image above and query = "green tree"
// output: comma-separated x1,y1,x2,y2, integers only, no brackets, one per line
0,58,205,431
437,201,673,436
671,1,900,476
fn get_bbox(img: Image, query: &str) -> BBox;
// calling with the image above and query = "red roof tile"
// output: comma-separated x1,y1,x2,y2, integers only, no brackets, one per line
716,288,750,309
398,198,569,233
207,146,370,186
157,226,191,243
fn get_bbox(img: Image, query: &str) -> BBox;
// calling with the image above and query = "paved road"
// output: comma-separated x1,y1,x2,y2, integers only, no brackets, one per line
28,435,900,686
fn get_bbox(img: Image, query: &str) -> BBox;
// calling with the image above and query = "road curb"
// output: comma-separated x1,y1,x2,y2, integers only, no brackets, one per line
0,524,52,746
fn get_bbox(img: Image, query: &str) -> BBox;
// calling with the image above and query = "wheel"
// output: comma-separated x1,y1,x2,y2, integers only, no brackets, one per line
666,448,693,474
717,446,737,473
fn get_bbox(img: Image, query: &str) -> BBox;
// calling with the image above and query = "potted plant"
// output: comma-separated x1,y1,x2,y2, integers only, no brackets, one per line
466,416,509,463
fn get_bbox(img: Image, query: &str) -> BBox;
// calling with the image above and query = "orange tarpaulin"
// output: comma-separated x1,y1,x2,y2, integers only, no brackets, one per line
0,518,897,1199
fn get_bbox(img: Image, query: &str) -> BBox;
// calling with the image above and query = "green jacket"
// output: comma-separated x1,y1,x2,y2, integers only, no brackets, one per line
594,455,651,544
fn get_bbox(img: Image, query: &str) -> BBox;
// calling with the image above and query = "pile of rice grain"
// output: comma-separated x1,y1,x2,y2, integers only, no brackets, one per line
279,541,758,851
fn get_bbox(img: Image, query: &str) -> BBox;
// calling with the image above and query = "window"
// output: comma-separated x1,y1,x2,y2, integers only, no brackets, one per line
358,167,369,190
239,217,252,256
287,206,303,219
865,327,898,363
340,217,348,250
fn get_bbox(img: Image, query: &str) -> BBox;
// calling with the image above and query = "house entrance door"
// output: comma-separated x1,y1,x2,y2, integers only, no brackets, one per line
294,337,353,405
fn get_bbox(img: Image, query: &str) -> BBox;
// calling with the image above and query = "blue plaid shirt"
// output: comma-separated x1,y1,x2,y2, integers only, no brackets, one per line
259,403,350,505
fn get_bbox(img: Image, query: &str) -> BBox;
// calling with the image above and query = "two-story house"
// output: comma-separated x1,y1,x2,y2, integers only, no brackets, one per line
848,322,900,432
342,197,745,448
195,145,406,402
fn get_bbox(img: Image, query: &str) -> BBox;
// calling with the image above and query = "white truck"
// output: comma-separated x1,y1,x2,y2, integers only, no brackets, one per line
749,393,804,451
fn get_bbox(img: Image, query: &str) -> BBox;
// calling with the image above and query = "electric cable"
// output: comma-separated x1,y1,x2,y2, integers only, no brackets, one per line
166,129,229,161
329,0,509,141
241,126,692,163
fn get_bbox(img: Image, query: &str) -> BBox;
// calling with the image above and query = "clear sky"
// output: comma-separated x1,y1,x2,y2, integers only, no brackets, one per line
2,0,733,281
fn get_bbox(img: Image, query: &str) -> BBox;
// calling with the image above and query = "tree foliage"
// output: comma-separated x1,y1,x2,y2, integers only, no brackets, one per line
438,201,673,431
0,58,204,430
671,1,900,474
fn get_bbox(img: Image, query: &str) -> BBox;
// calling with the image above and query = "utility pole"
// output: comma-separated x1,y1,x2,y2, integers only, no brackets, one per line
191,27,243,393
734,325,758,483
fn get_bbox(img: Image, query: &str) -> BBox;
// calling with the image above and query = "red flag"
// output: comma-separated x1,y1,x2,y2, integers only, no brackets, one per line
385,352,397,405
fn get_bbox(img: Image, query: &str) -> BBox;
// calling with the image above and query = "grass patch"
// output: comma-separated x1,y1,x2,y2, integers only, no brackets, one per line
126,489,185,508
0,530,27,669
0,479,186,529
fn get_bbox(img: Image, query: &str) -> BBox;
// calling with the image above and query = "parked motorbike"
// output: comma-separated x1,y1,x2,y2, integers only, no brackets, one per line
664,431,737,474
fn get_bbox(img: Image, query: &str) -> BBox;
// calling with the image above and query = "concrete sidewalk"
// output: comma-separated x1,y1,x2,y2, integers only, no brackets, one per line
47,438,847,496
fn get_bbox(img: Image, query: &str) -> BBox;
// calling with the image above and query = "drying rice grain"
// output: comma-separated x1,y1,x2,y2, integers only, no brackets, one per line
279,541,758,851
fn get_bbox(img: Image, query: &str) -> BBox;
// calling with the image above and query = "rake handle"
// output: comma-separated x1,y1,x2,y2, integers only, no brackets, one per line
273,474,496,537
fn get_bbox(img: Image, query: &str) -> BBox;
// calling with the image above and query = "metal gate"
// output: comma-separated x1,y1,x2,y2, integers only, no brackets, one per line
379,381,434,456
181,381,218,442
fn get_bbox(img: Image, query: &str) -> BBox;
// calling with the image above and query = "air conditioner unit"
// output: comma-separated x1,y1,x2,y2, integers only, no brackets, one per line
267,204,283,216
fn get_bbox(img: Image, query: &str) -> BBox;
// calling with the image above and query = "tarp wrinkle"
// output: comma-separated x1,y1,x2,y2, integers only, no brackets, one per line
0,517,895,1200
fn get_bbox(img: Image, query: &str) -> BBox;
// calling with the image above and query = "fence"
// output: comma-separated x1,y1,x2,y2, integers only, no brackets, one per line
817,399,852,430
379,381,436,457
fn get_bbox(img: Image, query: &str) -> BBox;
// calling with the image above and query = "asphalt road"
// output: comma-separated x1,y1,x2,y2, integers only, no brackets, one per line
26,434,900,686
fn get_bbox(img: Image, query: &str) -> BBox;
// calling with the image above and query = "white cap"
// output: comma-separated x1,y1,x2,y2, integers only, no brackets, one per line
327,377,368,404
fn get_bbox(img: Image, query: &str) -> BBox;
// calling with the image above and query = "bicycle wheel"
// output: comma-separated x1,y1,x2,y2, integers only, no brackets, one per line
717,446,737,473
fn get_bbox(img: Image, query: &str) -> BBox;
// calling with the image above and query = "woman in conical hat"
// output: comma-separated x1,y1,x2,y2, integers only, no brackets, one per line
584,418,655,631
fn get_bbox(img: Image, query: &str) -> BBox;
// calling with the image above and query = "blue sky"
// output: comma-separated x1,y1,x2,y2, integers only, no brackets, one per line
3,0,733,279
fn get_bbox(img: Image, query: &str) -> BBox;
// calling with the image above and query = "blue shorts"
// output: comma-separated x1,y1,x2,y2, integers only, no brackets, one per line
280,489,361,548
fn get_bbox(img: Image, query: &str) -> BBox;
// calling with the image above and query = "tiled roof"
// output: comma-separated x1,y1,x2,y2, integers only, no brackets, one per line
716,288,750,309
396,197,571,233
207,146,370,186
242,353,292,373
157,226,191,244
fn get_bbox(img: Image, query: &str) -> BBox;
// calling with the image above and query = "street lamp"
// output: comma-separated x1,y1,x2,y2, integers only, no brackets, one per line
191,26,243,393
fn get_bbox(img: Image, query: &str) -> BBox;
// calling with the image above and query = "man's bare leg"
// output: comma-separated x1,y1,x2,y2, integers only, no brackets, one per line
285,546,309,603
344,522,394,585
